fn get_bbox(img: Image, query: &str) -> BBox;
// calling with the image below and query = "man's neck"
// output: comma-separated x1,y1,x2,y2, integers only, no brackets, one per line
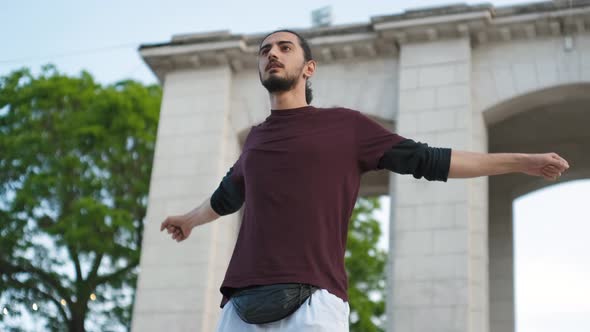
269,90,307,110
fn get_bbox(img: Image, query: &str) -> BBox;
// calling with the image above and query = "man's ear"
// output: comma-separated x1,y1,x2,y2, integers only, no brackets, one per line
303,60,317,79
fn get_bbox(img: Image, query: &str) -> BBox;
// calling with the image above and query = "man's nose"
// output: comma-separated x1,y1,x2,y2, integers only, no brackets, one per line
267,47,278,60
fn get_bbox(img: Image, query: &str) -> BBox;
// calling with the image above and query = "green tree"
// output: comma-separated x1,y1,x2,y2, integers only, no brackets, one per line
346,196,387,332
0,65,161,332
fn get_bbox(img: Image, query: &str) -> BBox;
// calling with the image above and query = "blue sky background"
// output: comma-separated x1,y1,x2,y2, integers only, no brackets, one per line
1,1,588,331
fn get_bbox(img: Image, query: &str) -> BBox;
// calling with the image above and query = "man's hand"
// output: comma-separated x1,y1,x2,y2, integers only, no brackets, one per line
522,153,570,181
160,214,193,242
159,197,221,243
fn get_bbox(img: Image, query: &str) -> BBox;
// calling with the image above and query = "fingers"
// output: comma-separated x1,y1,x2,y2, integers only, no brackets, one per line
550,153,570,171
543,165,561,175
168,225,185,242
160,216,176,232
176,228,184,241
538,153,570,182
544,165,561,175
541,164,562,181
541,168,557,181
160,216,190,242
160,218,168,231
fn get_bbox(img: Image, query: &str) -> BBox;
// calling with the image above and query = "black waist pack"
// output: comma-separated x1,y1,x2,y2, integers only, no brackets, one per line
230,283,318,324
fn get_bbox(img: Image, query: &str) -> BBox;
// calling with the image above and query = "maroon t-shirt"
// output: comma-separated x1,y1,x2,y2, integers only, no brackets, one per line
218,106,405,307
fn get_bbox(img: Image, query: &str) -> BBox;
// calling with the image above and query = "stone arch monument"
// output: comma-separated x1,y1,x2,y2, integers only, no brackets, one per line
131,1,590,331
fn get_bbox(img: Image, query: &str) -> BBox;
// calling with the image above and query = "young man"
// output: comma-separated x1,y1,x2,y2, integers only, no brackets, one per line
160,30,570,331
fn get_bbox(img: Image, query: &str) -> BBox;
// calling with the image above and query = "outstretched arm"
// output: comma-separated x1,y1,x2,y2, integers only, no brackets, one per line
160,165,244,242
448,150,570,181
160,196,221,242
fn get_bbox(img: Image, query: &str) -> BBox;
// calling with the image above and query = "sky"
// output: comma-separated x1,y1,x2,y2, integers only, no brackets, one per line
0,0,535,85
1,1,589,331
513,180,590,332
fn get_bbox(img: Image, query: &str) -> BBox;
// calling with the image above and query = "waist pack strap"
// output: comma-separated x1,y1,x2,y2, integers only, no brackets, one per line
300,283,314,305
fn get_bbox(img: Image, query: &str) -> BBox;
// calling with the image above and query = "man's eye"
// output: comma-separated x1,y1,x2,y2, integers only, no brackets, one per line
282,46,291,51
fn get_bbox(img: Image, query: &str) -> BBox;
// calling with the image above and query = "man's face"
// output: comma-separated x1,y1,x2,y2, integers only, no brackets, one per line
258,32,307,93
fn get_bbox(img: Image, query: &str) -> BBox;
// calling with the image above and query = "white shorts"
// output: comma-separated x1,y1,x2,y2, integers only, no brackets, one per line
215,288,350,332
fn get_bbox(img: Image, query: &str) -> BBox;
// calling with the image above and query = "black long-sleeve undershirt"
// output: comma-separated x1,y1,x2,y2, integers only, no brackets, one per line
210,166,245,216
377,138,451,182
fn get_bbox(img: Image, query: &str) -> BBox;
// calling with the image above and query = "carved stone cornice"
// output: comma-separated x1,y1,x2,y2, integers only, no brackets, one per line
139,1,590,82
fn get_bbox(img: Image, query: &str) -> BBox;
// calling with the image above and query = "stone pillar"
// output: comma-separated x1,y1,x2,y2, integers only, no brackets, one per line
131,67,241,332
387,39,489,332
488,179,515,332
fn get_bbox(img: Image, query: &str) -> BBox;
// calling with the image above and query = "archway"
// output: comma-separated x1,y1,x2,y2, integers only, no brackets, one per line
486,83,590,332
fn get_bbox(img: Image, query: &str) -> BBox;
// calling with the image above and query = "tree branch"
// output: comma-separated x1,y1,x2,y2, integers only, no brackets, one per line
94,258,139,286
86,252,104,283
0,258,71,302
67,244,83,283
3,274,70,324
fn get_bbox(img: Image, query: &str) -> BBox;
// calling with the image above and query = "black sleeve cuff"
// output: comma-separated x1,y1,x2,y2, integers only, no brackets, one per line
210,167,245,216
377,139,451,182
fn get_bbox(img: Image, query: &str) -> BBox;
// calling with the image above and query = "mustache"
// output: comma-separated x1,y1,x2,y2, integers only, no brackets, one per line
266,61,284,71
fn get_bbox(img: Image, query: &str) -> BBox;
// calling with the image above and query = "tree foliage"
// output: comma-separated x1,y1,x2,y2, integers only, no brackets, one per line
0,65,161,332
346,196,387,332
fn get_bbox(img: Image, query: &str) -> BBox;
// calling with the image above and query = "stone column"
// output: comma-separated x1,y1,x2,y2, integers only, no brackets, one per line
387,39,489,332
131,67,241,332
488,179,515,332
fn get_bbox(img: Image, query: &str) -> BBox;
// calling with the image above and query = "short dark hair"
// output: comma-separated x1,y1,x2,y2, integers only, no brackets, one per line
260,29,314,104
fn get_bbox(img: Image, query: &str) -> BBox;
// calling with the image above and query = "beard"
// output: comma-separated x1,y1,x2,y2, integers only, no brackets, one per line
261,75,298,93
259,65,304,93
